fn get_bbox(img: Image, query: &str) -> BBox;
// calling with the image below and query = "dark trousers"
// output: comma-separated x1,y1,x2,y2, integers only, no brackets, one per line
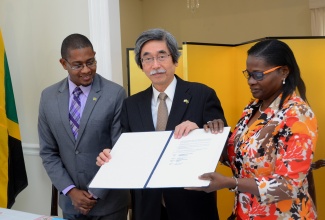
161,205,168,220
131,188,218,220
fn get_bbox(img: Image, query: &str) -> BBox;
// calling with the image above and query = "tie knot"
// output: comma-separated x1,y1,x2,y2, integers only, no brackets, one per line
158,92,167,101
73,87,83,97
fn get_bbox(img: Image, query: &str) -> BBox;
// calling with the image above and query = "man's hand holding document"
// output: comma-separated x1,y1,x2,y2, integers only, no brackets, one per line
89,127,230,189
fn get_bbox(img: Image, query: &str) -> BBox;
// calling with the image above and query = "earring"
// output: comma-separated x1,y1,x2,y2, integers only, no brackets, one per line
283,78,286,84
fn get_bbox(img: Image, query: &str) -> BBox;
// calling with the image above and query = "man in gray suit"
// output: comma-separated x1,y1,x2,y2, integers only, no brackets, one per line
38,34,129,220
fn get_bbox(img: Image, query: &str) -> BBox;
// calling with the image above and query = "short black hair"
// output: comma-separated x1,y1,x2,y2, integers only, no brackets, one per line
61,33,93,59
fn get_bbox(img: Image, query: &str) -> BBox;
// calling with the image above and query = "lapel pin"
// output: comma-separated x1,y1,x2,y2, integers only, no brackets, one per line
183,99,189,104
93,97,97,101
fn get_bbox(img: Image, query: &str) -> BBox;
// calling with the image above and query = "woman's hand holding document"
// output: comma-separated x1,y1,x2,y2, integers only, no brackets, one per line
90,127,230,189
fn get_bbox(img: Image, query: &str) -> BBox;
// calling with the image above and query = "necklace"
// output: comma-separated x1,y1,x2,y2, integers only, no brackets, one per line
259,105,264,114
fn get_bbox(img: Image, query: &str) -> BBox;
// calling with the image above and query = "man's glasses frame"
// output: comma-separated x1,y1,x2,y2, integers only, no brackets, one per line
64,58,97,71
242,66,282,81
141,54,171,65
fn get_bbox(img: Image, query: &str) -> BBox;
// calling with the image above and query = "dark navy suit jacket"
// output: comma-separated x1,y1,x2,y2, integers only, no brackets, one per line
121,75,226,220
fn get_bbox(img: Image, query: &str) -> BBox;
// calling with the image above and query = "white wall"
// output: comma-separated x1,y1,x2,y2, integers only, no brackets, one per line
0,0,122,216
0,0,90,216
1,0,91,146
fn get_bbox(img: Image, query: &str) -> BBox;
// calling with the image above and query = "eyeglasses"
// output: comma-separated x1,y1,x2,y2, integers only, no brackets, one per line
64,58,97,71
242,66,282,81
141,54,171,65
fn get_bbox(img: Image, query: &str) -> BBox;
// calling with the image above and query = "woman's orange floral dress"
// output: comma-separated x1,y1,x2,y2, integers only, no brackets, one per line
227,92,318,219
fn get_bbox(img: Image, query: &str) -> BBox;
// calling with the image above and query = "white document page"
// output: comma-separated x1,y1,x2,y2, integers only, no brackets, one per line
89,127,230,189
0,208,63,220
89,131,173,188
147,127,230,188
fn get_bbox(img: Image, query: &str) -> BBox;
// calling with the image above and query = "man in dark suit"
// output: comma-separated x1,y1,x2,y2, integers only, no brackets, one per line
38,34,129,220
97,28,227,220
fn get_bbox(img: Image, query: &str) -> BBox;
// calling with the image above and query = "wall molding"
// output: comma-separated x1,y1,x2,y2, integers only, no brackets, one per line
22,143,40,156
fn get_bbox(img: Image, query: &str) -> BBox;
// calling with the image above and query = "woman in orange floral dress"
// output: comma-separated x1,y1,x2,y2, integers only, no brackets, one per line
191,39,318,219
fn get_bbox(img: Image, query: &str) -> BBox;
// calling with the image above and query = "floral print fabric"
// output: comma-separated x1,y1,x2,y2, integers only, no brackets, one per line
227,92,318,219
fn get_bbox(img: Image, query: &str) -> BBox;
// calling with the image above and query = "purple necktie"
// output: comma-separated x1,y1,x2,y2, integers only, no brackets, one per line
69,87,82,139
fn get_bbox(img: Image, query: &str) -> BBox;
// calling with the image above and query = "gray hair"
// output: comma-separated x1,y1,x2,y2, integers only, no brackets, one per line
134,28,181,69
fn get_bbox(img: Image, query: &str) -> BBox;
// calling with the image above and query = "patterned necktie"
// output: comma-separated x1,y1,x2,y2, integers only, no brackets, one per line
156,92,168,131
69,87,83,139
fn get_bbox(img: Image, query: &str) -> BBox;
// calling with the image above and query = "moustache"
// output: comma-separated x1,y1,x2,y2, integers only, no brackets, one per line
150,69,166,75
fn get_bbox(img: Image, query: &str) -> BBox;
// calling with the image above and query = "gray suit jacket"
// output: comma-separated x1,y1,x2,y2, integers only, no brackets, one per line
38,74,129,216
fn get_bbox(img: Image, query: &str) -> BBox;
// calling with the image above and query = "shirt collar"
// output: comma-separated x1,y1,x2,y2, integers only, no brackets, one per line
152,76,177,104
68,78,92,98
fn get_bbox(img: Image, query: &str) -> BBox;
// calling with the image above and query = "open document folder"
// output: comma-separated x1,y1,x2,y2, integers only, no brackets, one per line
89,127,230,189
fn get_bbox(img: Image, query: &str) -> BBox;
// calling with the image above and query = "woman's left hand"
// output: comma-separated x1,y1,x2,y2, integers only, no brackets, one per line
204,119,224,134
186,172,229,193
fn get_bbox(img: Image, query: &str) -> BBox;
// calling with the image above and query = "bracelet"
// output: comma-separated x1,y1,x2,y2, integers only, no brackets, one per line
229,176,238,192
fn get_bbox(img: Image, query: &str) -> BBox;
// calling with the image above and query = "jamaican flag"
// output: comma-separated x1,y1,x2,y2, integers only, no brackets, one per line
0,29,28,208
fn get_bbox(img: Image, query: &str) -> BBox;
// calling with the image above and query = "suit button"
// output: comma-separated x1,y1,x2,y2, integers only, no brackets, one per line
75,150,79,155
